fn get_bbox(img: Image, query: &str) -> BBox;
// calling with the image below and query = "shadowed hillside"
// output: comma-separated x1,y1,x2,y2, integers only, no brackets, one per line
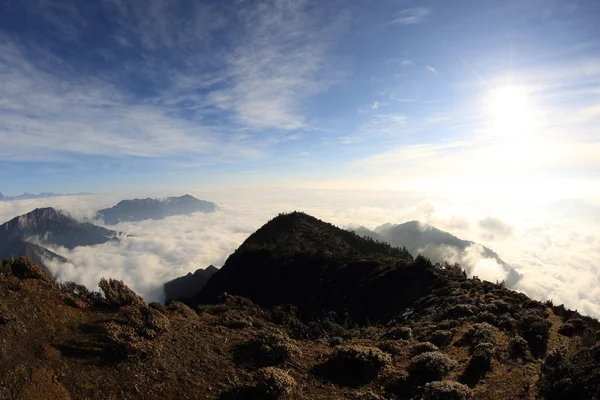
195,212,421,323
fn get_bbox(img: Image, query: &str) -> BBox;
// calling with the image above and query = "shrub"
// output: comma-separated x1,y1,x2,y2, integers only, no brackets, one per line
497,314,517,332
380,369,410,396
167,301,196,318
321,345,392,385
411,342,439,356
118,305,170,339
216,313,254,329
5,257,53,282
566,318,586,334
58,281,102,306
407,351,458,384
424,380,473,400
537,345,600,400
98,278,144,307
237,330,301,366
320,319,349,337
378,340,409,356
477,311,498,326
558,323,575,337
469,342,494,370
490,299,512,314
518,310,551,357
508,336,529,360
255,367,296,399
442,304,477,319
102,305,170,357
459,323,497,347
427,330,454,348
387,326,412,340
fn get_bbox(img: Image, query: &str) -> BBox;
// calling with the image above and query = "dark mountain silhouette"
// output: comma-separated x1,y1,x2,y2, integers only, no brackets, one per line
195,212,433,324
96,194,217,225
1,212,600,400
354,221,523,287
164,265,218,301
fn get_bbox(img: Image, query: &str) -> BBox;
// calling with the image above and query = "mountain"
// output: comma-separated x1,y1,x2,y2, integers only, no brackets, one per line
0,207,117,271
195,212,428,323
0,207,118,249
374,221,504,263
96,194,217,225
1,212,600,400
164,265,218,301
0,240,67,273
354,221,523,287
0,192,92,201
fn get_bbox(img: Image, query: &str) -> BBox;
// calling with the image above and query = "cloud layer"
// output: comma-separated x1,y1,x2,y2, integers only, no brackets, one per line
1,190,599,317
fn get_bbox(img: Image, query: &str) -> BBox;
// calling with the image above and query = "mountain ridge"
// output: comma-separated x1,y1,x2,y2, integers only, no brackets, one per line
96,194,217,225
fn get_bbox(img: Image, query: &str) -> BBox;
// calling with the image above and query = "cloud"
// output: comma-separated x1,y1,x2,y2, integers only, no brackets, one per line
425,65,437,75
391,7,432,25
371,102,379,110
479,216,514,240
0,0,341,164
2,190,600,318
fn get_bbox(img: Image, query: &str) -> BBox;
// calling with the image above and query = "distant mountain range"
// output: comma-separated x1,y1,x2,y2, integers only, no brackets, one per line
0,192,92,201
0,207,118,272
353,221,522,287
96,194,217,225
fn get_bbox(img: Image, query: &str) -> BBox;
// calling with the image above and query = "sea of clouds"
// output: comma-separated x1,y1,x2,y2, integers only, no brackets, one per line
0,189,598,317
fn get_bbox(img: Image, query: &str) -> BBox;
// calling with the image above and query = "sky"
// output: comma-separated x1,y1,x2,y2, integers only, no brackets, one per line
0,0,599,202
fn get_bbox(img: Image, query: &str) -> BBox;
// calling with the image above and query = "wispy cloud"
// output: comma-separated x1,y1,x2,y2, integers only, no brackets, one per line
0,0,341,164
425,65,438,75
391,7,432,25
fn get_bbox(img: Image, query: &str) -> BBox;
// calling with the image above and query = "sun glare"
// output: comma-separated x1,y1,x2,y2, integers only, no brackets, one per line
487,86,533,136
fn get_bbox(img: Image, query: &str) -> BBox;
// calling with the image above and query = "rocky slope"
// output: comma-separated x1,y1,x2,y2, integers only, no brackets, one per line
1,212,599,400
96,194,217,225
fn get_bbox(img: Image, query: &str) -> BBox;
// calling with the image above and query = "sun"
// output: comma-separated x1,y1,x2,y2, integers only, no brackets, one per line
487,86,533,137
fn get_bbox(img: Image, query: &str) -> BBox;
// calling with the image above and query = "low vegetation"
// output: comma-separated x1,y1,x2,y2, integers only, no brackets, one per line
1,213,600,399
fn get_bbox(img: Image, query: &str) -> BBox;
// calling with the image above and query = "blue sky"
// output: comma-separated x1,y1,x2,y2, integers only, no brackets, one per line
1,0,599,200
